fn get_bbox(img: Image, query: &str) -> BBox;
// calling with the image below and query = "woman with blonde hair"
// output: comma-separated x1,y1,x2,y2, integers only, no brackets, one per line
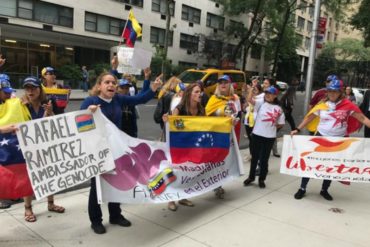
205,75,242,198
81,71,161,234
154,76,182,130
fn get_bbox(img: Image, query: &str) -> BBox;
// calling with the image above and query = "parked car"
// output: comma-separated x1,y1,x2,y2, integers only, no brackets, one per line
276,81,288,91
352,88,365,105
177,69,246,96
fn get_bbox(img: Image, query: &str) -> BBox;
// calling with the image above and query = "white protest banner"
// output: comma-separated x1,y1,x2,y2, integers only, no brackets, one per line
280,135,370,183
130,47,152,70
116,46,141,75
96,117,244,204
16,109,115,200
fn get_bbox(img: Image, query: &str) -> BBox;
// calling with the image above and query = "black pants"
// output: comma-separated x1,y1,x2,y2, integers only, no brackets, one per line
88,177,122,225
365,127,370,138
299,131,331,191
300,177,331,191
244,125,253,155
285,110,296,130
249,134,275,181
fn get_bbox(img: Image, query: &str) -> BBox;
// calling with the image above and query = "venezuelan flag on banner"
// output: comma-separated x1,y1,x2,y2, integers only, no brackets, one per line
43,87,70,108
122,10,142,47
168,116,232,164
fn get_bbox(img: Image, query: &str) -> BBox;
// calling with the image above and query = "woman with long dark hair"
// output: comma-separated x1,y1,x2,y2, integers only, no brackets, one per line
243,86,285,188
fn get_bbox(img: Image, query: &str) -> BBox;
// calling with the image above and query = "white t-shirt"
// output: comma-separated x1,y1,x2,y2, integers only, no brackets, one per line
315,101,353,137
252,100,285,138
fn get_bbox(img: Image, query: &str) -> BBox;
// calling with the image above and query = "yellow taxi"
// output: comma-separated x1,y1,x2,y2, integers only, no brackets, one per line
177,69,246,96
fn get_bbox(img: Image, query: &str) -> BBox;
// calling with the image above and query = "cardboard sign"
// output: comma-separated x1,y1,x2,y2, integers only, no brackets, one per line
16,109,115,199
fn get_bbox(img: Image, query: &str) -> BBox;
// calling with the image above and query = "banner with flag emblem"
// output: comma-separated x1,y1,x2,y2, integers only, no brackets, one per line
167,116,232,164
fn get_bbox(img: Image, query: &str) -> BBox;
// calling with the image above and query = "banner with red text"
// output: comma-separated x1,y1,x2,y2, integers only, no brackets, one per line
280,135,370,183
96,117,244,204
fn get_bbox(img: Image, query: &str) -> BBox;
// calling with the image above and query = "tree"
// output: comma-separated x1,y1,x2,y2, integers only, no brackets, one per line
315,38,370,87
350,0,370,47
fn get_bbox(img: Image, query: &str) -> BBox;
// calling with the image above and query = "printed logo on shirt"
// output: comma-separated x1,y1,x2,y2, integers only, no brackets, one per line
262,108,281,126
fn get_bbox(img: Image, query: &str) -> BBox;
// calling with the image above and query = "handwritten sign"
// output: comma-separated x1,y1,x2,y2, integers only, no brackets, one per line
16,109,115,199
116,46,141,75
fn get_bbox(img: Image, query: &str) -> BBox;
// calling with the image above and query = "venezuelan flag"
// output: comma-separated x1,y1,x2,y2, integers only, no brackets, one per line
168,116,232,164
43,87,70,108
122,10,142,47
0,99,32,199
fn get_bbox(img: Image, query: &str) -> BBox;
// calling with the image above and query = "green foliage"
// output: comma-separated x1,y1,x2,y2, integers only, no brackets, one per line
92,63,111,76
58,64,81,80
315,38,370,87
350,0,370,47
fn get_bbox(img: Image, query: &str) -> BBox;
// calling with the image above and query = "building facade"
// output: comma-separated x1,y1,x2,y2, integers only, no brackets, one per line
0,0,360,87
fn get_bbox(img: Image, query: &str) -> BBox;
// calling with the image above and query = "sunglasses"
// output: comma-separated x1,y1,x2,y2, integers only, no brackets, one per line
219,80,230,85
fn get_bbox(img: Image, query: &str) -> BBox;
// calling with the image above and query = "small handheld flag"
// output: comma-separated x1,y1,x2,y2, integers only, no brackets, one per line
122,10,142,47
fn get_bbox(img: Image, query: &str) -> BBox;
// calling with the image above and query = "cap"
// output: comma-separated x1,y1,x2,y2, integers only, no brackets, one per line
175,82,186,93
327,79,344,91
118,78,132,87
0,73,10,82
0,79,13,94
264,86,279,95
41,67,55,76
217,75,231,83
23,76,41,87
326,74,337,82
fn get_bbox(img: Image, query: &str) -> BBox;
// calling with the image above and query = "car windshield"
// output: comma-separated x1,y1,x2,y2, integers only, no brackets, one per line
178,71,206,83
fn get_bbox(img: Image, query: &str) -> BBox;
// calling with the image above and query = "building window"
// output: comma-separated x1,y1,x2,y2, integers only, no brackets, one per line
309,5,314,17
297,16,305,31
178,61,197,68
307,21,312,33
115,0,143,7
206,13,225,30
250,44,262,59
15,0,73,27
152,0,175,16
179,33,199,51
305,37,310,49
300,0,307,14
150,26,173,46
85,12,125,36
225,44,241,58
18,0,33,19
204,39,222,54
182,5,201,24
0,0,17,17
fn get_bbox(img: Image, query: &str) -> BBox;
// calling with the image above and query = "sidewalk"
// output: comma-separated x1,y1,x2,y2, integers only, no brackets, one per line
1,144,370,247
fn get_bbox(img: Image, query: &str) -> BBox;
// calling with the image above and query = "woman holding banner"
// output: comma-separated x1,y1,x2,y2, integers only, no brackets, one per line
21,76,65,222
81,71,162,234
291,79,370,201
205,75,241,199
163,83,204,211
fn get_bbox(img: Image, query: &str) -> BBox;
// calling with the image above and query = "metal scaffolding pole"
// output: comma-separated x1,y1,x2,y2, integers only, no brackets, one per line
303,0,321,115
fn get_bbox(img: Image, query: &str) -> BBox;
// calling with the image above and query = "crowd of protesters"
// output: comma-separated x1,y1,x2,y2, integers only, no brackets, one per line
2,52,370,235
